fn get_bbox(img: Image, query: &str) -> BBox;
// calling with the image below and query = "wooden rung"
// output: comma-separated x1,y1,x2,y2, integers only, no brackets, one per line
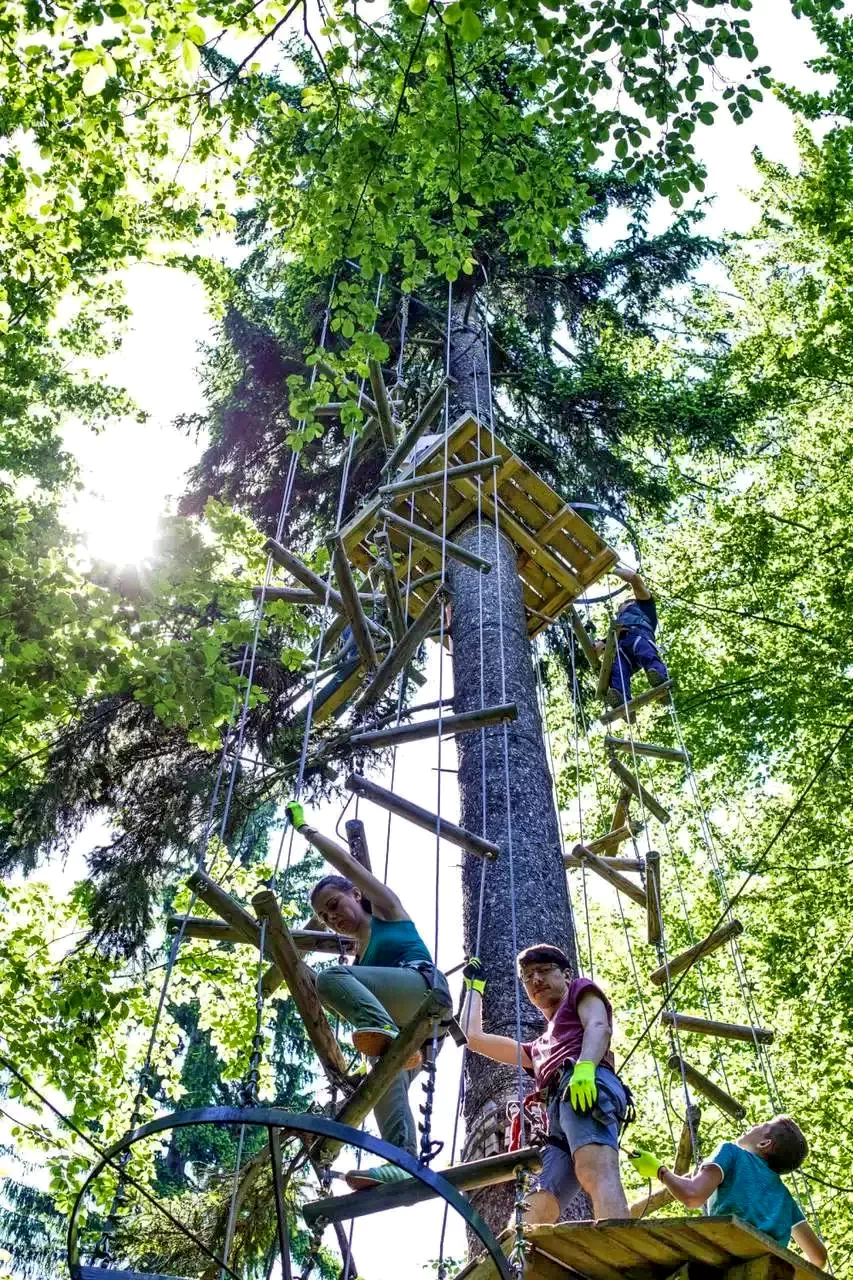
368,357,398,452
254,586,379,606
379,507,491,573
604,736,690,765
302,1146,543,1227
374,531,408,643
607,754,670,824
646,849,662,945
346,818,373,871
315,361,378,417
383,376,456,474
167,914,253,946
569,844,647,907
186,870,262,948
585,824,642,856
348,704,518,750
599,678,673,726
568,606,601,675
668,1054,746,1120
662,1011,774,1045
596,626,619,698
611,788,633,831
378,455,502,501
355,586,444,712
346,773,500,860
650,920,743,987
314,987,453,1164
563,852,644,873
252,890,351,1084
329,534,378,670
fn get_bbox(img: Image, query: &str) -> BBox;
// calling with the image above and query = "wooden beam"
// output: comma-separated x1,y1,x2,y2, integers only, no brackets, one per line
345,818,373,871
314,987,453,1164
186,871,261,947
368,358,398,452
611,788,632,831
563,852,644,873
355,587,444,712
599,678,673,726
646,848,662,945
596,627,619,698
650,920,743,987
379,507,492,573
167,915,251,946
668,1054,746,1120
347,704,518,750
302,1147,543,1227
374,531,408,643
662,1011,774,1045
254,586,378,606
569,844,647,907
585,824,642,855
383,376,456,474
568,606,601,674
604,735,690,765
252,890,350,1084
329,534,378,670
263,539,345,613
607,753,671,824
346,773,501,860
315,361,378,417
378,455,502,500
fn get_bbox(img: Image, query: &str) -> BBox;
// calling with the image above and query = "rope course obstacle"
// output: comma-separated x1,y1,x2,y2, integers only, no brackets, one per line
60,286,828,1280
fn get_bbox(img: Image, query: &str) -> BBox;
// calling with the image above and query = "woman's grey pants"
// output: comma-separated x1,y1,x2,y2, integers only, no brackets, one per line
315,963,450,1157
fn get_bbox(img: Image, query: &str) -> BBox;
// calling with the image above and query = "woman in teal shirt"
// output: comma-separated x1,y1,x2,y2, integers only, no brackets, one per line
286,801,451,1189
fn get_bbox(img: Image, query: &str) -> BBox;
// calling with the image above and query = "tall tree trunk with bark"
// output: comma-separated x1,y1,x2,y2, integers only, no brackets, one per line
445,288,585,1238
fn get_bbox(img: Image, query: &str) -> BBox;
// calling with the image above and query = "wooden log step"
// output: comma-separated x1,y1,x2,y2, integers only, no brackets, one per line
254,586,379,606
568,605,601,675
368,357,398,452
186,870,261,948
646,849,662,945
315,361,378,417
347,704,518,750
329,533,378,670
585,824,642,855
662,1011,774,1045
314,987,453,1164
596,627,619,698
611,788,633,831
383,376,456,474
668,1054,746,1120
650,919,744,987
302,1146,543,1228
604,735,689,765
599,678,673,726
569,844,647,907
355,586,444,712
563,852,644,873
374,530,408,643
379,507,492,573
346,818,373,870
346,773,500,860
606,754,671,824
378,455,502,500
167,915,353,956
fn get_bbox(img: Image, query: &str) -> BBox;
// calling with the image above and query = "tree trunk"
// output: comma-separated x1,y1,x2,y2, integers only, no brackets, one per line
446,289,586,1240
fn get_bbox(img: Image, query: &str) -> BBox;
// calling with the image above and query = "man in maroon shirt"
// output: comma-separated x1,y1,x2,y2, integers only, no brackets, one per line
462,944,630,1222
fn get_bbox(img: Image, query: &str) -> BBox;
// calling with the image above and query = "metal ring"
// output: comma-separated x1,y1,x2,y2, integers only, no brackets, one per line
569,502,642,605
67,1107,515,1280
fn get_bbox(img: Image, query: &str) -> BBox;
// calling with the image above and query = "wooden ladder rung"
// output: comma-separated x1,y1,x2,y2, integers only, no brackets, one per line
315,361,379,417
607,754,671,824
379,507,492,574
568,605,601,675
378,454,502,500
668,1054,746,1120
604,735,689,765
383,376,455,474
355,586,444,712
374,530,408,643
329,533,378,670
569,844,647,907
646,849,662,945
302,1146,543,1227
346,817,373,870
584,823,642,856
662,1011,774,1045
346,772,500,860
368,357,399,452
599,678,673,726
596,626,620,698
348,704,518,750
563,852,644,873
650,919,743,987
186,870,262,948
611,788,633,831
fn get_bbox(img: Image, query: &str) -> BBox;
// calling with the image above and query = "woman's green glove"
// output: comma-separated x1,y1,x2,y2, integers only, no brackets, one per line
563,1060,597,1112
285,800,305,829
463,958,486,995
629,1150,662,1181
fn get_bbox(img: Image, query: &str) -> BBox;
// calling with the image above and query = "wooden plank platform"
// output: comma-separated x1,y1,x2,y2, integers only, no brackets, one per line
339,414,617,638
455,1218,827,1280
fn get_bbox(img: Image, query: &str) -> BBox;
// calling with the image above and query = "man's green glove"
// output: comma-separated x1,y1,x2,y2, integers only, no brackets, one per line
563,1060,597,1112
629,1151,662,1181
285,800,305,829
462,958,486,995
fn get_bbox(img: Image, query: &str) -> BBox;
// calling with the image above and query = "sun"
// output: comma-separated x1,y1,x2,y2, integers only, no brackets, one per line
70,486,162,567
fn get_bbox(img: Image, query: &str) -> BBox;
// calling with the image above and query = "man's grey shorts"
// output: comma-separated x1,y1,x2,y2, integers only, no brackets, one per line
531,1066,627,1213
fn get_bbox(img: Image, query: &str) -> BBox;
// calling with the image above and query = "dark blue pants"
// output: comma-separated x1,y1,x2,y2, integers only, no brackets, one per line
610,628,668,702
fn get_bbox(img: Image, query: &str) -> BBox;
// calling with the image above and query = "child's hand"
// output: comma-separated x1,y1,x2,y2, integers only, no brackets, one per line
628,1150,662,1181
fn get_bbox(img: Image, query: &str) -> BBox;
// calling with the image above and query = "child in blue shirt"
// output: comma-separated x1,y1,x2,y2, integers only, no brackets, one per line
630,1116,827,1269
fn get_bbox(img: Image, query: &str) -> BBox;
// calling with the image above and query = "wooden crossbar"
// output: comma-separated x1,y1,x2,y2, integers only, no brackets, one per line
368,358,398,452
646,849,662,945
383,376,456,474
596,626,620,698
302,1147,543,1228
650,919,743,987
569,844,647,907
186,870,261,947
315,361,378,417
604,735,690,765
586,824,641,856
611,788,633,831
167,915,351,956
662,1011,774,1045
607,754,671,824
347,704,518,750
379,507,492,573
599,678,673,726
378,455,502,500
255,586,379,606
668,1054,746,1120
568,606,601,674
313,987,453,1164
329,534,378,670
346,773,501,859
374,530,408,643
355,586,444,712
563,853,644,873
346,818,373,871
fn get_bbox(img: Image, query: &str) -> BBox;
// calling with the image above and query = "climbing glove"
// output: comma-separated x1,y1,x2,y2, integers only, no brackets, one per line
285,800,306,829
462,957,487,995
629,1151,662,1181
563,1060,597,1112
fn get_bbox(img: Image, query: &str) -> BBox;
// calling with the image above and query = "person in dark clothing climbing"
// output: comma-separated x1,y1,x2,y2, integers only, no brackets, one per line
596,564,669,709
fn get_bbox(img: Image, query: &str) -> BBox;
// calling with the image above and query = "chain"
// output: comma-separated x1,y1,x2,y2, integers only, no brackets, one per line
238,920,268,1107
417,1036,443,1165
511,1164,529,1280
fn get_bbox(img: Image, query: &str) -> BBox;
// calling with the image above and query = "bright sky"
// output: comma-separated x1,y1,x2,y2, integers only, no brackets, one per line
45,3,828,1277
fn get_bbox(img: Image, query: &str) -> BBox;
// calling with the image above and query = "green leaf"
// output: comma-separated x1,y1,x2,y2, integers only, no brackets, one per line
71,49,100,67
443,3,462,24
182,38,200,72
459,8,483,40
81,62,107,95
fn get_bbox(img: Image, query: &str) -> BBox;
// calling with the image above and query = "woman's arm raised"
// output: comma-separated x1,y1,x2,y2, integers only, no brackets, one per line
287,801,405,919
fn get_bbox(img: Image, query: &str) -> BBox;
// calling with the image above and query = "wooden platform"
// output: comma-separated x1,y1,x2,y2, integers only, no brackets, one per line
455,1218,825,1280
339,414,616,638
